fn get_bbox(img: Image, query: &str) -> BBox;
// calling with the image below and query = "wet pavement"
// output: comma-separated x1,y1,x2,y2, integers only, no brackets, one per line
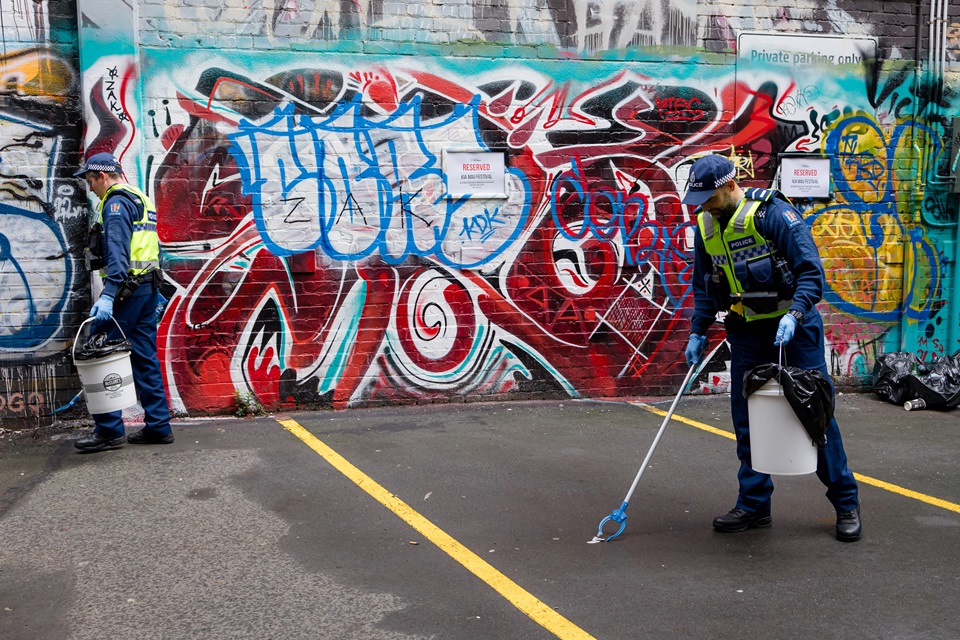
1,392,958,639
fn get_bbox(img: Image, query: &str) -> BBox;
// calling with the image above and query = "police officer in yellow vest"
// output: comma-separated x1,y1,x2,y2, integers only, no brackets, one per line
683,154,861,542
72,152,174,452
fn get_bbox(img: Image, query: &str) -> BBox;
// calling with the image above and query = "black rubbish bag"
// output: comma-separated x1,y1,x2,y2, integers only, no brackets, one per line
872,351,960,410
73,332,131,361
743,363,832,448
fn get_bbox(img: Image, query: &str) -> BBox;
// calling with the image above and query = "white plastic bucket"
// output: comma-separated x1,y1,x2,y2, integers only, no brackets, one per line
747,379,818,475
73,317,137,414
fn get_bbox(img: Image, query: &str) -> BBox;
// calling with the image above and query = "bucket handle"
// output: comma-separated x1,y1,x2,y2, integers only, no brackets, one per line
72,316,130,364
777,344,785,396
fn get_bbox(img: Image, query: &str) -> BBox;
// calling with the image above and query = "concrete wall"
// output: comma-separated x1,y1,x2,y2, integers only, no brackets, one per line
2,0,958,422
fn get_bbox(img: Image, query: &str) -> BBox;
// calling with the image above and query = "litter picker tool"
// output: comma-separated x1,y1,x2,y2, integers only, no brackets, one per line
590,340,726,543
40,391,83,417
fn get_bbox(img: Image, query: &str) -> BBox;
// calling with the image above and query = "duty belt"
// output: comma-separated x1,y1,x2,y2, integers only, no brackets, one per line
728,291,791,318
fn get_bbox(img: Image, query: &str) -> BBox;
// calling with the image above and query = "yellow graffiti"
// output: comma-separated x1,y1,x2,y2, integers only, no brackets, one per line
892,123,937,218
834,120,887,204
0,47,75,102
726,145,757,180
686,148,756,182
802,111,952,323
810,207,903,316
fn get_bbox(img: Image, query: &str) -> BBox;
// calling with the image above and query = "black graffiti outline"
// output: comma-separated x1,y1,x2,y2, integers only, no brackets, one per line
397,180,428,228
282,196,308,224
336,192,369,225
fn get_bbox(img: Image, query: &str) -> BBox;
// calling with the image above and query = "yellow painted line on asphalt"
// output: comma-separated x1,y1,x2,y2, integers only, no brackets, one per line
851,474,960,514
632,402,736,441
278,417,597,640
634,402,960,515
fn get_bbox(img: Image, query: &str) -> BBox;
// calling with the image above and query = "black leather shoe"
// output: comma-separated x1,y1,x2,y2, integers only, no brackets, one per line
713,508,772,533
74,433,125,453
127,428,174,445
836,506,862,542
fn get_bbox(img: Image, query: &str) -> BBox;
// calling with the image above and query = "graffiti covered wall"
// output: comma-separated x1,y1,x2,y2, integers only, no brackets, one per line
3,0,959,421
0,0,86,423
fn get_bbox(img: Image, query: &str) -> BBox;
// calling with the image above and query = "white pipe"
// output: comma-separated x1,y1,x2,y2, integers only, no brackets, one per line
939,0,949,96
919,0,936,193
938,0,943,109
929,0,960,356
934,0,947,174
925,0,952,184
928,0,935,94
933,0,947,100
930,0,938,90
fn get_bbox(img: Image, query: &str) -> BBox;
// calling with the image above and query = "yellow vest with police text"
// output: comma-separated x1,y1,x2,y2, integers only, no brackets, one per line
698,197,791,322
98,183,160,275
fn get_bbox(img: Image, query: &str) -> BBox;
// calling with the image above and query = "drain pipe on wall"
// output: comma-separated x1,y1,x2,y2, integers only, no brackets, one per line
923,0,952,197
932,0,960,354
913,0,925,207
927,0,951,187
910,0,927,221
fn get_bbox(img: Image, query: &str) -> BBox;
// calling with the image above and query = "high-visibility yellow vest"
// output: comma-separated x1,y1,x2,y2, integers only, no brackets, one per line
698,193,792,321
98,183,160,275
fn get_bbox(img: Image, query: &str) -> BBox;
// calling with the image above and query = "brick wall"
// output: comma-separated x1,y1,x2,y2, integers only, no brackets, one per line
2,0,958,423
0,0,87,426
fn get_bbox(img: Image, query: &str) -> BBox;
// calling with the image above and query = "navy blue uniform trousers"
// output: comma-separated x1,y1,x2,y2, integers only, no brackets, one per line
726,311,859,515
92,282,172,439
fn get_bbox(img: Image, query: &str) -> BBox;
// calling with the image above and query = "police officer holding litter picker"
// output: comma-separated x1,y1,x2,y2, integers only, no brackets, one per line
682,154,861,542
72,152,174,453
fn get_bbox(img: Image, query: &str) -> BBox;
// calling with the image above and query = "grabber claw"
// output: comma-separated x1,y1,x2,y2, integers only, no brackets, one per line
589,501,629,543
589,342,726,544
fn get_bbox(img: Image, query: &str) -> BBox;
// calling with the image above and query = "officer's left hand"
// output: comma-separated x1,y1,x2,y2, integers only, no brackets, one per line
90,295,114,322
774,314,797,346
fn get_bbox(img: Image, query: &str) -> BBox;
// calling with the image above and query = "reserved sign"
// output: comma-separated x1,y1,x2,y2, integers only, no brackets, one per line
445,150,506,198
780,156,831,199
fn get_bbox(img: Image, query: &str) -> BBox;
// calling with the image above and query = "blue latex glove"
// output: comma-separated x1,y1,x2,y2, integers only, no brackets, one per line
685,334,707,367
775,313,797,346
90,295,114,322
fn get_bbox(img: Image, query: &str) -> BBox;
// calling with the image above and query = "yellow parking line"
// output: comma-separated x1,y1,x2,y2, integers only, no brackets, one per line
632,402,736,441
277,417,597,640
634,403,960,515
851,473,960,513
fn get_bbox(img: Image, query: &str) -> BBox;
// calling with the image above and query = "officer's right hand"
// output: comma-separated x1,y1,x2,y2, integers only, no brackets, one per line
685,334,707,367
90,295,114,322
774,313,797,346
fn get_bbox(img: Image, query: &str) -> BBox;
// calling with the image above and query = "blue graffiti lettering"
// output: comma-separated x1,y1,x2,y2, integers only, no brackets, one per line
228,96,530,268
549,160,645,253
459,206,505,243
0,204,71,351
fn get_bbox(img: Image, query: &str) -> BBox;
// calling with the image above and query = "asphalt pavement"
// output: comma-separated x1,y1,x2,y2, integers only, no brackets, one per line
1,392,958,640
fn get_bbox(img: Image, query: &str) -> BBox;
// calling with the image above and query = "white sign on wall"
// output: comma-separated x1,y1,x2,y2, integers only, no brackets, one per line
444,150,506,198
780,156,832,199
738,32,877,68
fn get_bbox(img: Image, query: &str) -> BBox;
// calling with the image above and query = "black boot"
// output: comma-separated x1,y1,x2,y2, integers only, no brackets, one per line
127,428,174,445
713,508,772,533
74,432,125,453
836,506,862,542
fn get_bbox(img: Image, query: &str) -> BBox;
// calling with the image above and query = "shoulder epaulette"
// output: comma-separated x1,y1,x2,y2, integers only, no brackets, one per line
744,187,775,202
108,189,145,212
